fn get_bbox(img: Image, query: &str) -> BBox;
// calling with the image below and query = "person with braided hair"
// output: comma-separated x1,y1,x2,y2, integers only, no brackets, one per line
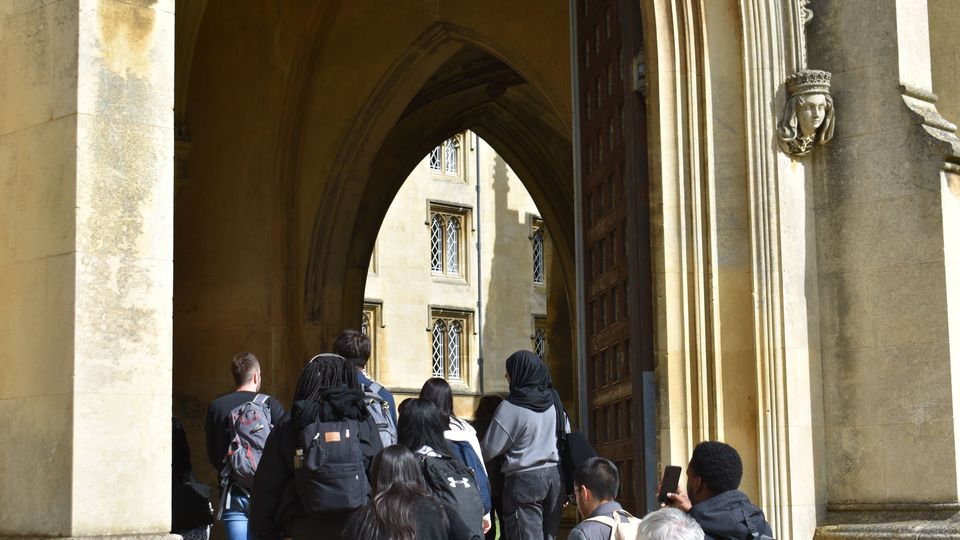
249,354,384,540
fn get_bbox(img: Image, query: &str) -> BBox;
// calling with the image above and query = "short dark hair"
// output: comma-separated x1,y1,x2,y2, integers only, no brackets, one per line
231,352,260,386
333,330,371,369
574,457,620,501
688,441,743,494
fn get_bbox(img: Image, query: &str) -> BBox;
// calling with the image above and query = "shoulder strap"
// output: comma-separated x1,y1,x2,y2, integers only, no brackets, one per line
253,393,268,405
739,508,760,536
585,515,617,527
367,381,383,394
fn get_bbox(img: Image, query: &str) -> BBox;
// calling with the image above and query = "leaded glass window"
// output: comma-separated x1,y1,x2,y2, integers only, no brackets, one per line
429,145,442,172
425,135,463,177
445,136,460,175
432,319,446,378
430,215,443,272
447,321,462,380
533,316,547,360
534,328,546,359
533,228,545,285
430,311,470,381
446,217,460,275
429,207,467,278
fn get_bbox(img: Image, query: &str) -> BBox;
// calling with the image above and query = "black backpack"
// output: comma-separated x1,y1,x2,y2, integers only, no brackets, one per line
293,417,371,515
418,452,485,535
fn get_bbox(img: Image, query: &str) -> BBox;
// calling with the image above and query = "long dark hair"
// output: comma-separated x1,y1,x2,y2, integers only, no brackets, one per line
344,445,433,540
471,395,504,439
419,377,454,422
292,353,358,402
397,398,452,456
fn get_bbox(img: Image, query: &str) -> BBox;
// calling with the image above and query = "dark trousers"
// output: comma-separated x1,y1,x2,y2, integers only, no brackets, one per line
503,466,563,540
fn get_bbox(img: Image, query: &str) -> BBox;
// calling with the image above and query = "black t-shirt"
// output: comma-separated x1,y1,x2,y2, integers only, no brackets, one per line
205,391,285,471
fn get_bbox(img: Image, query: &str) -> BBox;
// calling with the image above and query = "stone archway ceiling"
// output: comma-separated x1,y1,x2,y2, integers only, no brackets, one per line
402,46,527,118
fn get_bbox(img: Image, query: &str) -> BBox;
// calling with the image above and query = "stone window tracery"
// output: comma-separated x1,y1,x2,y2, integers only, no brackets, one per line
429,206,468,278
427,135,463,177
430,310,470,381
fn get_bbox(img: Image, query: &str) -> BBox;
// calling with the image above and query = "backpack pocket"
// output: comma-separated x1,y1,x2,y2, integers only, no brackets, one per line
295,463,369,514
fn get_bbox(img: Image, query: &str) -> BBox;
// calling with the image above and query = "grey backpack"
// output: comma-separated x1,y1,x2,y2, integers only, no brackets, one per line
221,394,273,491
363,382,397,447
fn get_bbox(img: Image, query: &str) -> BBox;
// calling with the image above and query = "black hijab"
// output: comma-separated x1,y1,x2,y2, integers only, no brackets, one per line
505,350,563,414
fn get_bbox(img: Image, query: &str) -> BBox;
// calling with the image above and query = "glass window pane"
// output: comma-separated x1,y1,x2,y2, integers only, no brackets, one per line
535,328,546,359
533,229,545,285
361,313,370,336
448,320,462,380
429,145,442,171
446,217,460,274
432,320,446,378
445,137,459,175
431,215,443,272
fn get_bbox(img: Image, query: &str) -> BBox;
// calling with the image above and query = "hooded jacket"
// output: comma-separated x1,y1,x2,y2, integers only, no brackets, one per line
249,389,383,540
689,489,773,540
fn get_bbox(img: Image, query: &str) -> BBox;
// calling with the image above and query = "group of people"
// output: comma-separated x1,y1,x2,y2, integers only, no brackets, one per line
188,329,773,540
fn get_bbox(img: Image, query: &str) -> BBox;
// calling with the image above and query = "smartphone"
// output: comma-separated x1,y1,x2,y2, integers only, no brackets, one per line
657,465,682,503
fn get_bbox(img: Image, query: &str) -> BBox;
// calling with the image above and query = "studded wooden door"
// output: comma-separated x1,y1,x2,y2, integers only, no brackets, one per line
576,0,652,515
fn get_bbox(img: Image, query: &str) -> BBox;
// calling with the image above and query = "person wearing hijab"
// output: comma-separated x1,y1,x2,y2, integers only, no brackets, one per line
480,350,569,540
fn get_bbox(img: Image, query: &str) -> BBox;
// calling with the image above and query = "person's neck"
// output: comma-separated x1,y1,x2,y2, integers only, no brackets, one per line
586,498,614,517
235,383,258,393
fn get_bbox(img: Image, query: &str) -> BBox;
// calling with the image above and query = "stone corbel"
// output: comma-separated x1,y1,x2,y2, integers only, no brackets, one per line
900,85,960,173
777,69,835,157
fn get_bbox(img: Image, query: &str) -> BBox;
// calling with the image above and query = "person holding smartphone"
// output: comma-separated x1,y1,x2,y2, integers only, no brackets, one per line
661,442,774,540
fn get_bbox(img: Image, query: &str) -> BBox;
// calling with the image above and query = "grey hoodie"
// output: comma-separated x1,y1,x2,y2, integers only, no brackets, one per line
480,400,564,475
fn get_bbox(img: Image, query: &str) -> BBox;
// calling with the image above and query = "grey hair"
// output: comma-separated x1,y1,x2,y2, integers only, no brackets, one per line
639,508,704,540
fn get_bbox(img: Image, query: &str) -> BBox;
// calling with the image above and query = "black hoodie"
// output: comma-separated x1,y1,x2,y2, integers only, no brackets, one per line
688,489,774,540
249,389,383,540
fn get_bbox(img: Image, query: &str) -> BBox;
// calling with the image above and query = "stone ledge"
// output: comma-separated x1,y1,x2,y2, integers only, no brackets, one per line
816,505,960,539
816,520,960,539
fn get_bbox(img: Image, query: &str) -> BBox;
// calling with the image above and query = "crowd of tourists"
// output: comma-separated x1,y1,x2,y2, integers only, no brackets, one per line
171,330,773,540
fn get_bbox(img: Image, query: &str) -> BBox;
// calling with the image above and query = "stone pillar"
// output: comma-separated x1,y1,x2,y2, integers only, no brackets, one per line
0,1,174,537
811,0,960,536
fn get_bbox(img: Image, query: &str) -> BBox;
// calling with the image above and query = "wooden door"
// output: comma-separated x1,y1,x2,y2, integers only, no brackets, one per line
576,0,653,515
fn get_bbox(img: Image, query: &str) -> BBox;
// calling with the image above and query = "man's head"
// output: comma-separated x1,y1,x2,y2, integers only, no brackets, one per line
332,330,371,370
573,457,620,519
638,508,704,540
231,352,261,390
686,441,743,504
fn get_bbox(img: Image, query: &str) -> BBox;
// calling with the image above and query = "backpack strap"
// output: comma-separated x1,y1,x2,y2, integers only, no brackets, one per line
366,381,383,394
584,515,617,528
739,508,763,539
253,393,269,405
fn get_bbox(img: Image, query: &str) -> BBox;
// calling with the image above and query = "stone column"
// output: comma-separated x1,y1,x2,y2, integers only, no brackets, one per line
811,0,960,536
0,1,174,537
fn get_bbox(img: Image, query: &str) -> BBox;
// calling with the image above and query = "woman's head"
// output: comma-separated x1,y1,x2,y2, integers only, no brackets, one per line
293,353,358,402
397,398,451,456
371,445,428,495
345,445,431,540
419,377,454,421
505,350,551,390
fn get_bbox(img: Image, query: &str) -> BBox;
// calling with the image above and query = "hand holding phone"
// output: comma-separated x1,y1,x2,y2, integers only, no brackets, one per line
657,465,682,504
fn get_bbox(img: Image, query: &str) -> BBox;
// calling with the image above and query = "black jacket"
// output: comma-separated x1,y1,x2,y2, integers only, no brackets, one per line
249,394,383,540
689,489,773,540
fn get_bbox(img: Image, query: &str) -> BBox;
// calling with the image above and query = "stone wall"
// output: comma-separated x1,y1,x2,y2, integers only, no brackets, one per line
1,0,174,537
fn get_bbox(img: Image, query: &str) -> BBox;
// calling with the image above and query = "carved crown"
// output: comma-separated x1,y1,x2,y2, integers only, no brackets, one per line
785,69,831,96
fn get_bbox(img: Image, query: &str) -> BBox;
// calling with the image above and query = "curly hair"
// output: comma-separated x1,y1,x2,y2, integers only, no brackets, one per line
688,441,742,494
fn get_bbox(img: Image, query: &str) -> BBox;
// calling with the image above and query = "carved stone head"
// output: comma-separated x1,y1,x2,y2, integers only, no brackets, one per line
778,69,834,157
